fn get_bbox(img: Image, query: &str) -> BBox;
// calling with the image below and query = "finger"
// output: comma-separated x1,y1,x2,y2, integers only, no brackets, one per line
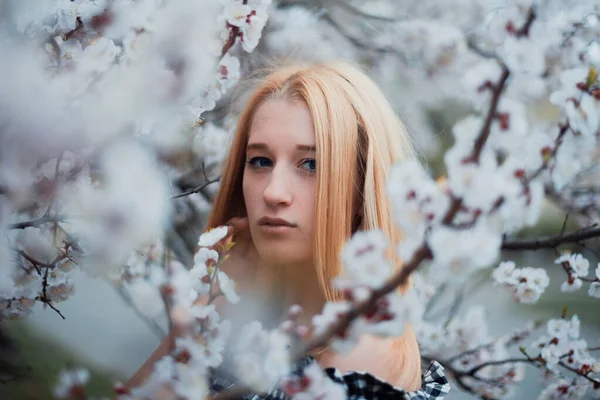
225,217,252,242
226,217,249,233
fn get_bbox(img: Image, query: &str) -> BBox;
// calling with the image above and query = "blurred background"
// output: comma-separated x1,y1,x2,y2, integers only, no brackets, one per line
2,0,600,399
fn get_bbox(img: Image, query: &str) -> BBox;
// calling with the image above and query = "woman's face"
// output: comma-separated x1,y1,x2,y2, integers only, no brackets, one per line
242,99,316,267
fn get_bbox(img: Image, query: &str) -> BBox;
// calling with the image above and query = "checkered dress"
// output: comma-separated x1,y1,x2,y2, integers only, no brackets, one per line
210,356,451,400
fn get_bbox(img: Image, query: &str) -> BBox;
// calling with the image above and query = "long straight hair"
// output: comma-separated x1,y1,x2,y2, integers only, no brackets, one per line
206,62,422,390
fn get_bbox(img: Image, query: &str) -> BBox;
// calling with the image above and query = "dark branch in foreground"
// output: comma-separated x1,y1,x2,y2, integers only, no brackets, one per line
9,214,64,230
502,225,600,251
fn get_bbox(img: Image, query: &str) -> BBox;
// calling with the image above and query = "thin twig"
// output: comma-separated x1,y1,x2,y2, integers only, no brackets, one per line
171,177,220,199
328,0,398,22
38,267,66,320
524,123,569,185
560,214,570,235
113,285,166,340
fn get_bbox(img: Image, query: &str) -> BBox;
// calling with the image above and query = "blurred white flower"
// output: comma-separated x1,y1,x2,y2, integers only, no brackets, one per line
337,229,393,289
197,226,228,248
312,301,365,354
124,278,165,319
53,367,90,399
499,36,546,76
217,271,240,304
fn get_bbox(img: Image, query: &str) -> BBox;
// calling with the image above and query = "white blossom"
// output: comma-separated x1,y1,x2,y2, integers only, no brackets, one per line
312,301,365,354
222,2,252,27
53,367,90,399
173,363,209,400
565,94,600,137
428,220,502,283
337,229,393,289
493,261,550,304
499,36,546,76
55,0,106,31
193,123,230,167
234,321,291,392
281,362,346,400
217,53,241,92
124,279,165,318
561,277,583,292
217,271,240,304
197,226,229,248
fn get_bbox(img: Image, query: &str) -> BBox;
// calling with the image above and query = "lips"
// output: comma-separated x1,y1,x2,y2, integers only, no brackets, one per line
258,216,297,227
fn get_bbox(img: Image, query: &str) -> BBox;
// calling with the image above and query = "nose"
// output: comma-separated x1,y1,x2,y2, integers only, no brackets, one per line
263,166,292,207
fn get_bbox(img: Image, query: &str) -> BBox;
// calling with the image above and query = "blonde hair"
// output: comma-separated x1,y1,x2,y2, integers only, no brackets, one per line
206,62,422,390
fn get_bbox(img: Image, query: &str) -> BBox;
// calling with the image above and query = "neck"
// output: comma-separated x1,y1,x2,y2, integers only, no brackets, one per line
263,259,326,327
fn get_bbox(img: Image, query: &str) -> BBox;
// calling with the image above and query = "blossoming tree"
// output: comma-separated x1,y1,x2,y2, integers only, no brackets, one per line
1,0,600,399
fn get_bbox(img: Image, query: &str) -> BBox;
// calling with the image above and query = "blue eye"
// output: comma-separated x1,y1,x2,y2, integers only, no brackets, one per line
300,159,317,172
247,156,272,168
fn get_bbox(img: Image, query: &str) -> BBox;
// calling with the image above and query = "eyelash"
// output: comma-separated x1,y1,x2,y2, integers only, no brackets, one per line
246,156,317,172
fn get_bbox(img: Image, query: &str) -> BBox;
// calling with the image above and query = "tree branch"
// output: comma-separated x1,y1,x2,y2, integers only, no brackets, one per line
502,225,600,251
328,0,398,22
9,214,64,230
170,177,220,199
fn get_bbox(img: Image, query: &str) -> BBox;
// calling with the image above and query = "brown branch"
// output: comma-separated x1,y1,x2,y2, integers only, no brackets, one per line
294,245,432,357
320,13,415,66
37,267,66,320
501,225,600,251
524,123,569,185
447,320,543,365
464,357,534,377
62,17,84,41
171,177,220,199
558,361,600,385
462,66,511,165
329,0,397,22
442,65,511,225
9,214,65,230
220,0,248,56
515,7,536,37
18,250,44,274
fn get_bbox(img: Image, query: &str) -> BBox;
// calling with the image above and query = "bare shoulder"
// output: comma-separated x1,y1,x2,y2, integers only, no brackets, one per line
317,335,398,382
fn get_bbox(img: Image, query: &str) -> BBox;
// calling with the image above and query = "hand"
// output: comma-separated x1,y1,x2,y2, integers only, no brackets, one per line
220,217,262,296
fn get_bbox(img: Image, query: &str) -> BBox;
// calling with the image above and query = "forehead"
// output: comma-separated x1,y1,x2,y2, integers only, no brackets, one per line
248,100,315,146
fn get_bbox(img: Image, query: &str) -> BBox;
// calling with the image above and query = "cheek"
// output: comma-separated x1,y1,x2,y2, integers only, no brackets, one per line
242,174,259,217
301,182,316,229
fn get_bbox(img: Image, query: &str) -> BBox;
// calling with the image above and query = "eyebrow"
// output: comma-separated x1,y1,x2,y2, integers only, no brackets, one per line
246,143,316,152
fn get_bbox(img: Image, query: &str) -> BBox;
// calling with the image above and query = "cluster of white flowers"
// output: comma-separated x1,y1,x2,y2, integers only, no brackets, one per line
0,0,270,323
219,0,272,53
554,252,596,293
117,227,238,400
53,367,91,399
311,230,424,354
492,260,550,304
532,315,600,399
233,320,292,393
279,362,346,400
386,159,449,261
417,306,526,399
0,226,78,320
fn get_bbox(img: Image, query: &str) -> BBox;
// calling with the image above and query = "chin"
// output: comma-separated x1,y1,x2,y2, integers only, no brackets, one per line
256,241,309,267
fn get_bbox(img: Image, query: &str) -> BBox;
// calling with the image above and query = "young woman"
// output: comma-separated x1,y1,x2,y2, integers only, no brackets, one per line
128,62,450,399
